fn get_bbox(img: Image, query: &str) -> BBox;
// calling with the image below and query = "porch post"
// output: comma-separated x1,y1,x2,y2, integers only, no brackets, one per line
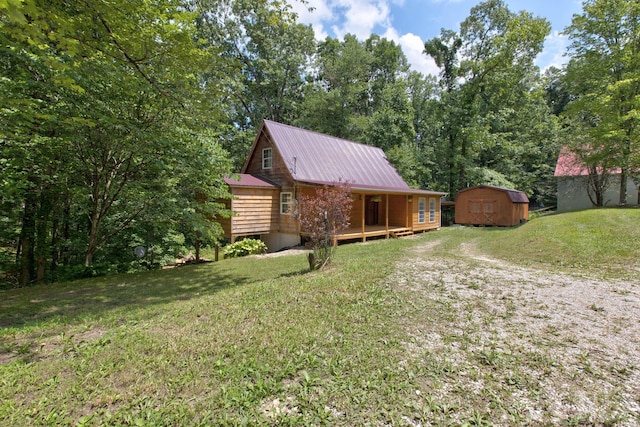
406,196,410,228
385,193,389,238
361,194,366,242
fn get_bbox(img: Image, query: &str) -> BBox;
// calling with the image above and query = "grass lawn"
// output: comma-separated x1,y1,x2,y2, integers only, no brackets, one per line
1,208,638,425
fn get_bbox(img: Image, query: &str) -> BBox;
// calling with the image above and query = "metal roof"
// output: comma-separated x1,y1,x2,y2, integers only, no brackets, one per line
224,174,278,188
554,146,622,177
455,185,529,204
261,120,415,191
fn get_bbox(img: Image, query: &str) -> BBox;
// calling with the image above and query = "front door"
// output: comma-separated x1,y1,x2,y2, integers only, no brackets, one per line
365,196,379,225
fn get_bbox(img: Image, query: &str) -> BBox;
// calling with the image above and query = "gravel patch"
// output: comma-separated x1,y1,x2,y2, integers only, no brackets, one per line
392,239,640,426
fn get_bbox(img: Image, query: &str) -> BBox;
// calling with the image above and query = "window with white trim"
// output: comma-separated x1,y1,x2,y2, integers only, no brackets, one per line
280,192,292,214
429,197,436,223
418,197,426,224
262,148,272,169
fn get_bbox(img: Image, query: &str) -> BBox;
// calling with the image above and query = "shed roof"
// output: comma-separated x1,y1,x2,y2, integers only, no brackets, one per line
455,185,529,203
247,120,447,194
224,174,278,188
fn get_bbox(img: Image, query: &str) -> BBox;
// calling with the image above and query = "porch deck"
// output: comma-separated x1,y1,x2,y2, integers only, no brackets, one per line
334,225,413,242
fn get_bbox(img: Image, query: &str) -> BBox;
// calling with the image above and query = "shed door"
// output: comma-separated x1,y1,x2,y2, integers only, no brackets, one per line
469,199,496,225
482,200,496,225
469,200,482,224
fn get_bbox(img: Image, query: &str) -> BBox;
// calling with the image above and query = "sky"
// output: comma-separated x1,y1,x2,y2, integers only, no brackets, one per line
289,0,585,76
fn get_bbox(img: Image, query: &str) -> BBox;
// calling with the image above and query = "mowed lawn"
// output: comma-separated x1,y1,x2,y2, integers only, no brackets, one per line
1,208,638,426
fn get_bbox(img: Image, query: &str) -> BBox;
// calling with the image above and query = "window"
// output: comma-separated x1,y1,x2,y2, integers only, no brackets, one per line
262,148,272,169
418,197,426,224
280,192,292,214
429,197,436,223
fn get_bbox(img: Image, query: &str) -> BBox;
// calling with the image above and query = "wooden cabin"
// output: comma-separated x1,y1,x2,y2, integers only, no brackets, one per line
454,185,529,227
222,120,447,252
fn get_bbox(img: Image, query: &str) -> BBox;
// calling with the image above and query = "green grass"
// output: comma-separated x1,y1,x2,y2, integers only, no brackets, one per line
1,208,638,425
476,208,640,278
0,239,420,425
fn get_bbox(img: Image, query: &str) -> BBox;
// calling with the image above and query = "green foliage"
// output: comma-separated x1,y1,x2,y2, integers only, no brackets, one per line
296,183,352,270
424,0,557,201
0,0,233,286
562,0,640,205
223,238,268,258
466,167,516,189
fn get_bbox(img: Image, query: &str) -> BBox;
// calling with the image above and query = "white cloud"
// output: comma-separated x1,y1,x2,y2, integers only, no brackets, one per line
289,0,333,40
536,30,569,72
331,0,391,40
288,0,441,75
384,28,441,76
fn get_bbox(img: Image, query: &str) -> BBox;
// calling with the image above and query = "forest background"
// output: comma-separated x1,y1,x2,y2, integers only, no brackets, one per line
1,0,638,286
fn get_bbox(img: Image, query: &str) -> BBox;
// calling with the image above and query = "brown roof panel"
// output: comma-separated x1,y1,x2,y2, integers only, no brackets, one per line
263,120,412,190
455,185,529,203
224,174,278,188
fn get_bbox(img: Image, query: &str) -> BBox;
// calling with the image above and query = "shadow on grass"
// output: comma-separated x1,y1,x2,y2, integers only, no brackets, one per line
0,263,250,329
278,268,311,278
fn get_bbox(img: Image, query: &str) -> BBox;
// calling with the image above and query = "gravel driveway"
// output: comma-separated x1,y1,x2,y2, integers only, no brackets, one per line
392,238,640,426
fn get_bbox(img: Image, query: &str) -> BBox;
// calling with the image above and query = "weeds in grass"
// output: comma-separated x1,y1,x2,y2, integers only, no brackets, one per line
1,210,638,425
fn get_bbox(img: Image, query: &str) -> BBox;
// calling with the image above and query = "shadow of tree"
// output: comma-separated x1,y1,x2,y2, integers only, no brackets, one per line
0,254,308,329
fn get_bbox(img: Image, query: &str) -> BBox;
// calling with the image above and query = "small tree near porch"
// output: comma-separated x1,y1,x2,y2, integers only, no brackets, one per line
296,182,352,270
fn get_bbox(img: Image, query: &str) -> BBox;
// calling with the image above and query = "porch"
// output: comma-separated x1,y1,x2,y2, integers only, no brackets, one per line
334,225,413,243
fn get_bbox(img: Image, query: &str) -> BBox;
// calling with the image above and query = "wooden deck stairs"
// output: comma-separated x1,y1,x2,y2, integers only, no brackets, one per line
390,228,413,238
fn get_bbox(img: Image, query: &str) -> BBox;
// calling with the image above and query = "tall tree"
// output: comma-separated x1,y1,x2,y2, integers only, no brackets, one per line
1,0,232,284
424,0,553,198
563,0,640,205
194,0,316,169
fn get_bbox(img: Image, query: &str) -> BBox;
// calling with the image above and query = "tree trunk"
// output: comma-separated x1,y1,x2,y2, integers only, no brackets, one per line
84,219,99,267
619,167,628,206
195,231,201,262
19,191,37,286
35,190,52,283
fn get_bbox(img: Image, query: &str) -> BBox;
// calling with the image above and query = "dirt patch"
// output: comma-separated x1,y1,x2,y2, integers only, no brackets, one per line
0,327,108,364
392,239,640,426
253,247,311,258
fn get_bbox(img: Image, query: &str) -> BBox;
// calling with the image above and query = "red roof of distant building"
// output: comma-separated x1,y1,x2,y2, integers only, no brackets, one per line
554,147,590,177
554,146,622,177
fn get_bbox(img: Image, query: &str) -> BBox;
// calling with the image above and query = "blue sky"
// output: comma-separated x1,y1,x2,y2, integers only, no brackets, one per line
289,0,585,76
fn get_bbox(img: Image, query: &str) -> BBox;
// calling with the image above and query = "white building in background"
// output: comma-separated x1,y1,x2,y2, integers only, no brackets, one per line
554,147,639,212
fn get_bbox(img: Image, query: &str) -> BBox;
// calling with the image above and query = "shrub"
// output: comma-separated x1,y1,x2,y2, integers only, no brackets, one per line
296,182,352,270
223,238,267,258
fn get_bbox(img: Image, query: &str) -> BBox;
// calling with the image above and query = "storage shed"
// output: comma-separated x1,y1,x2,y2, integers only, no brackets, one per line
454,185,529,227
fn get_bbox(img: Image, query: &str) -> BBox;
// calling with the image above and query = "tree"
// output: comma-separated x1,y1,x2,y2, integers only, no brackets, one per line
297,34,372,140
194,0,316,169
296,183,352,270
298,34,410,142
1,0,233,284
424,0,553,198
563,0,640,205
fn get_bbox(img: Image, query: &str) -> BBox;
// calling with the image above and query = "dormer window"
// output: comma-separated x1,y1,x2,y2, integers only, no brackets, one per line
262,148,272,169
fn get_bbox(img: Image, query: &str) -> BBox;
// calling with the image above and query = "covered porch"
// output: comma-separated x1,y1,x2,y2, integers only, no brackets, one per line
330,188,446,244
